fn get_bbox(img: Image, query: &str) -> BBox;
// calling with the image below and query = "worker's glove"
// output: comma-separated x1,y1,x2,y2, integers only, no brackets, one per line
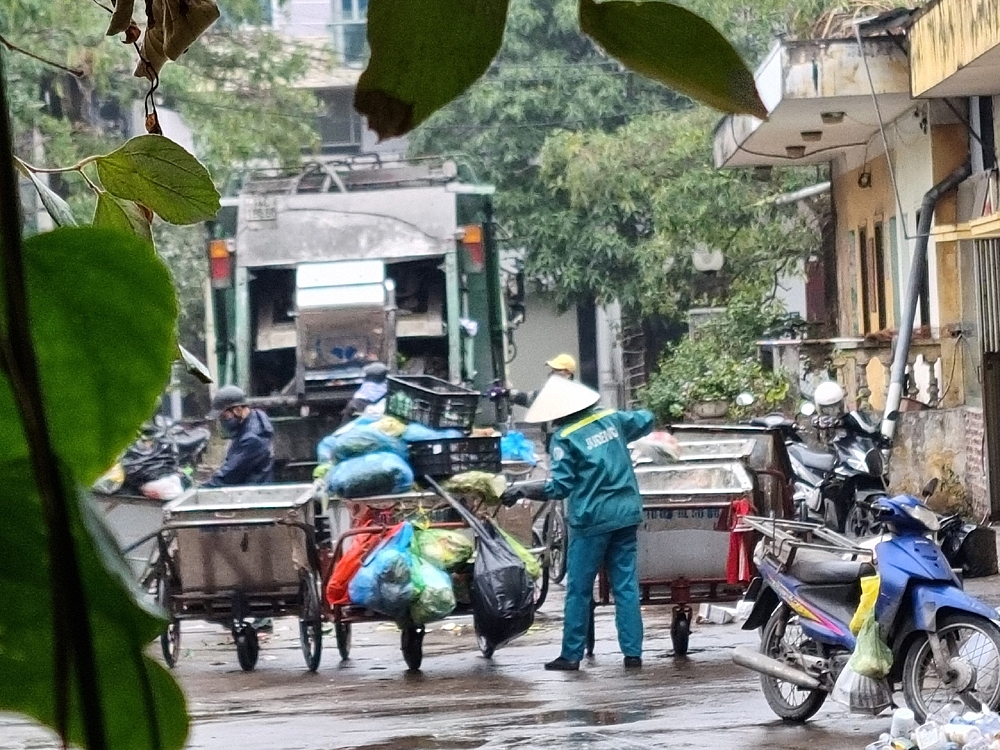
501,480,547,506
313,462,332,480
485,385,509,401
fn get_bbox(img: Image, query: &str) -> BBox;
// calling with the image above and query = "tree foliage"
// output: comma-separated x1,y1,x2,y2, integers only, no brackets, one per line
535,107,821,315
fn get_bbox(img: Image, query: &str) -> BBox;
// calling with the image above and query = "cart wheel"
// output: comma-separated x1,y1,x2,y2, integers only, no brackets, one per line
156,574,180,668
298,572,323,672
335,621,352,661
671,608,691,656
235,626,259,672
532,531,550,610
586,599,596,657
401,626,424,671
543,507,567,584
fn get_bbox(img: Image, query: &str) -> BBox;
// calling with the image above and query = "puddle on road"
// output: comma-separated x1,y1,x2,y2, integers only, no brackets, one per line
355,736,480,750
528,708,651,727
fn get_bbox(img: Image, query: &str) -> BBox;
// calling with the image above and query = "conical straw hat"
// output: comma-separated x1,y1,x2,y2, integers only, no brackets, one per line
524,375,601,424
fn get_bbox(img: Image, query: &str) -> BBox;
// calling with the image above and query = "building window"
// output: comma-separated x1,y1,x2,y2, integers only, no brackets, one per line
873,221,888,331
317,88,363,152
332,0,368,67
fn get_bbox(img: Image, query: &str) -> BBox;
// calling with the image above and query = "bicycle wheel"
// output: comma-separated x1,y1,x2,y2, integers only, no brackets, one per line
532,531,550,610
544,504,567,584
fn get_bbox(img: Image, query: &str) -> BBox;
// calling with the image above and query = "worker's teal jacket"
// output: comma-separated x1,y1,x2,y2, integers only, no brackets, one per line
543,407,655,538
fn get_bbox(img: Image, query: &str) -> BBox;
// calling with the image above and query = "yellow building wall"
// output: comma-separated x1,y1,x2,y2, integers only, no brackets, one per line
911,0,1000,97
832,153,897,338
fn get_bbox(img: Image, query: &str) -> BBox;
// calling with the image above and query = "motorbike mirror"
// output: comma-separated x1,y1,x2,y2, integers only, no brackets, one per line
921,478,939,498
735,392,755,407
178,345,214,385
799,401,816,417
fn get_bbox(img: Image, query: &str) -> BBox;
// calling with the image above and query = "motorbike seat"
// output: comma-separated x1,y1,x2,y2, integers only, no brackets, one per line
787,443,836,473
788,551,876,585
750,414,796,430
170,428,211,450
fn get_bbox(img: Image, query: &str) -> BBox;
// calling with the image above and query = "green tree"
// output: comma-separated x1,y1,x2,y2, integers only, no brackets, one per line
534,106,821,316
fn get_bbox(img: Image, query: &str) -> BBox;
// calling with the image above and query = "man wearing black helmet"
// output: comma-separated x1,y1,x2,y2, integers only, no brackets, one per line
203,385,275,488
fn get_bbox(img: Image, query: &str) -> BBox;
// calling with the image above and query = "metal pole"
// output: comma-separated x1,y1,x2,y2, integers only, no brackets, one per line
882,161,971,442
483,198,508,425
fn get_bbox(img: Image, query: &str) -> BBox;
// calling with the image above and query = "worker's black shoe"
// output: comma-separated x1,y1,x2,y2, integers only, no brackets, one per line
624,656,642,669
544,657,580,671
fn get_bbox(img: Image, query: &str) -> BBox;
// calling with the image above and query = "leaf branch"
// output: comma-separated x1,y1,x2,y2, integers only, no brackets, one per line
0,56,107,750
0,34,86,78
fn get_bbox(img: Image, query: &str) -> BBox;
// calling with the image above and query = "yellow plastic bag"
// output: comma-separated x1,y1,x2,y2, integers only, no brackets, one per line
850,574,880,635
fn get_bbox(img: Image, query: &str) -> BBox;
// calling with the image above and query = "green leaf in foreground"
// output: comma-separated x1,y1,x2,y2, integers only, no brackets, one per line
355,0,510,139
95,135,221,224
93,192,154,244
579,0,767,119
0,227,177,483
16,163,78,227
0,461,189,750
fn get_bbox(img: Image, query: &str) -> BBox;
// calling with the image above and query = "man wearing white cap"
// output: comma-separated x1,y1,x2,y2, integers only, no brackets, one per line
502,376,654,670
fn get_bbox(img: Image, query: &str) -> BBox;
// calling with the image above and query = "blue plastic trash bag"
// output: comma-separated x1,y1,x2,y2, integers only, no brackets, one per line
317,416,381,462
326,452,415,498
319,426,408,463
501,431,537,465
400,423,463,443
410,556,457,624
348,523,417,619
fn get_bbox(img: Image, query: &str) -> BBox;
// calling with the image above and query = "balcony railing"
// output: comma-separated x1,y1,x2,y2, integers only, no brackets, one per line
758,337,943,411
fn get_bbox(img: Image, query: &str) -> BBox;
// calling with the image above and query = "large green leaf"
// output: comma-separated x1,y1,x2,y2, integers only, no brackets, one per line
16,162,78,227
355,0,510,139
93,192,154,244
0,227,177,484
579,0,767,119
95,136,221,225
0,461,189,750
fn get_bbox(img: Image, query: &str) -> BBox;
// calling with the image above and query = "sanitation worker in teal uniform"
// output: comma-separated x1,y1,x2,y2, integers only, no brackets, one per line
501,375,654,671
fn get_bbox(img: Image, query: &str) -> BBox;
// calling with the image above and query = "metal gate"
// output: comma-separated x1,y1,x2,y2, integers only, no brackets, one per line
976,238,1000,517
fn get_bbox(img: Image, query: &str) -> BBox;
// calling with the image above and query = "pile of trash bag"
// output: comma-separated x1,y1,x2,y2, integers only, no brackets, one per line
315,414,472,499
331,517,539,635
861,703,1000,750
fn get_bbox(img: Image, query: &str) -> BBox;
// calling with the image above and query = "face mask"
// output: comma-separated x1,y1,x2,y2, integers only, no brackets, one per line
220,415,242,438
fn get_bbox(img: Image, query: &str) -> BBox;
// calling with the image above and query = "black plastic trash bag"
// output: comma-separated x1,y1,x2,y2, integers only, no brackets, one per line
471,519,535,652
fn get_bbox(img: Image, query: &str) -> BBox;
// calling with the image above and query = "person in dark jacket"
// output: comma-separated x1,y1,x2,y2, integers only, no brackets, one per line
203,385,275,487
340,362,389,426
502,375,653,671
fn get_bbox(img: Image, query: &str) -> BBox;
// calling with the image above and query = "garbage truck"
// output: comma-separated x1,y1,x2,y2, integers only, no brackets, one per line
204,155,514,480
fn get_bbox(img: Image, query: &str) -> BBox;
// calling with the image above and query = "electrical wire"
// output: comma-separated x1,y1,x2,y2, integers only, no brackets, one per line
729,117,872,161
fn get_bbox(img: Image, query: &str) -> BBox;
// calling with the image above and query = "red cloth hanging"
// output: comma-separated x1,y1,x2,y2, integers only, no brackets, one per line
726,497,755,585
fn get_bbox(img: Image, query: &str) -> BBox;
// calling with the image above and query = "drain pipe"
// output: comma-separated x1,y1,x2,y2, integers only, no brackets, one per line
881,161,971,443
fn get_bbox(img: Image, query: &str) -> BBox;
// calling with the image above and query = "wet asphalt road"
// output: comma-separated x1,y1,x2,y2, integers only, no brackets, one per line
19,577,1000,750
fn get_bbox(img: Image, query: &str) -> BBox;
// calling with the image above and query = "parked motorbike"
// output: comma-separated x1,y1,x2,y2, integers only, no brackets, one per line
96,417,211,495
734,490,1000,723
737,392,889,537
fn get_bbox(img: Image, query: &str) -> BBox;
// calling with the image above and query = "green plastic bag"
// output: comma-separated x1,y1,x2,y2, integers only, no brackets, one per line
410,556,457,624
847,610,893,678
412,528,474,571
498,528,541,580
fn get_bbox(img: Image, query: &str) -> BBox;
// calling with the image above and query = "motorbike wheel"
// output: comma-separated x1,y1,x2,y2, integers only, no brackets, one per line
759,605,828,722
844,503,885,539
902,612,1000,722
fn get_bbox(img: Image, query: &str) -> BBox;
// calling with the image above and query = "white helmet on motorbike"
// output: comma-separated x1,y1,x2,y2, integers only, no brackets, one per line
813,380,846,418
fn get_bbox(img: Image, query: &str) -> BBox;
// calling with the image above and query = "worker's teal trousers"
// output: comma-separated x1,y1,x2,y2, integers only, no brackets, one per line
561,524,642,661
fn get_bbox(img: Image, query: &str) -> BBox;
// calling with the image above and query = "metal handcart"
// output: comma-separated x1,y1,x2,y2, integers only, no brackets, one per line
145,483,325,672
321,478,545,671
588,426,797,656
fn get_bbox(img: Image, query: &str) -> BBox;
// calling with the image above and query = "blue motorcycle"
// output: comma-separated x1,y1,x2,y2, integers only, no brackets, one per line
734,491,1000,722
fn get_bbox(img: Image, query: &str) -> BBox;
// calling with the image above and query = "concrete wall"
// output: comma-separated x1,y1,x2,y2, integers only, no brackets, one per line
506,291,580,421
889,406,989,520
